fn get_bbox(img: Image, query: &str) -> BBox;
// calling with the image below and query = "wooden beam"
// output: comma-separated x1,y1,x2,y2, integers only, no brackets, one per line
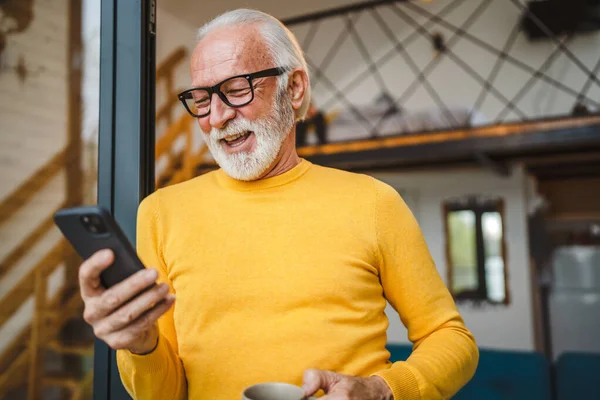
0,258,79,371
28,265,47,399
43,373,79,390
0,274,34,329
300,117,600,170
0,203,67,280
0,351,29,393
299,116,600,158
156,47,187,127
155,114,189,159
522,151,600,166
70,370,94,400
46,340,93,356
64,0,84,332
0,241,67,327
156,47,187,80
43,281,84,329
156,95,180,124
0,150,67,226
66,0,83,208
0,327,29,372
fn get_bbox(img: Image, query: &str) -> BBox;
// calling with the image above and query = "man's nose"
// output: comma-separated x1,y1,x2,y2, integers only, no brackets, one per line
209,93,235,129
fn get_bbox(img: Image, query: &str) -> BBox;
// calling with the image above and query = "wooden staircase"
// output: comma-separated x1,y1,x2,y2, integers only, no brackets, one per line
0,148,94,399
0,46,217,399
155,47,216,188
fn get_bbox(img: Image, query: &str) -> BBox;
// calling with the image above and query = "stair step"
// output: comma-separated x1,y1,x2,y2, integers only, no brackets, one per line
43,371,81,389
0,351,28,393
46,339,93,356
44,286,84,325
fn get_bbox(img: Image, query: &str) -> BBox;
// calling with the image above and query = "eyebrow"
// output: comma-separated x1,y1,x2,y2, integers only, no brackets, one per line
189,67,285,90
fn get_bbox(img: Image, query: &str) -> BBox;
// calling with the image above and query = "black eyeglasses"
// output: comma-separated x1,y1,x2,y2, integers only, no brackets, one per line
177,67,287,118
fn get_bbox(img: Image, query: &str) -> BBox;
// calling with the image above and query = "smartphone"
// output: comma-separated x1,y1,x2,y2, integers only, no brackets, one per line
54,206,146,289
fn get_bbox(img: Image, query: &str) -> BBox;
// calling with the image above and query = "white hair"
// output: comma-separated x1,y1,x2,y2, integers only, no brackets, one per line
196,9,311,120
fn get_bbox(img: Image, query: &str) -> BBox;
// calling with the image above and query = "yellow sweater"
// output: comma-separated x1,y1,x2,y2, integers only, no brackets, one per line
117,160,478,400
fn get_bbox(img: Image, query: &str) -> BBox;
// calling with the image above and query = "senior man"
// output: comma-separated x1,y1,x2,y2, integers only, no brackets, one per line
79,9,478,400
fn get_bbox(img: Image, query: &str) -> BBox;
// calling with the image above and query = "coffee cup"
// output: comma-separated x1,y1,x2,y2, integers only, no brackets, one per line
242,382,317,400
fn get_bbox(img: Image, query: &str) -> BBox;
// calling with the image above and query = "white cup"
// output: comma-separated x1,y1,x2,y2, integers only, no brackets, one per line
242,382,317,400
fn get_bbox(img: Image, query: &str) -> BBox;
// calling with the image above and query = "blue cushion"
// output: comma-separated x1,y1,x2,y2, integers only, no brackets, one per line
386,345,551,400
386,344,413,363
556,352,600,400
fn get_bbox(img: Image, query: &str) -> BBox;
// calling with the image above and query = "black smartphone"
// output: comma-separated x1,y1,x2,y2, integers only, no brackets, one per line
54,206,146,289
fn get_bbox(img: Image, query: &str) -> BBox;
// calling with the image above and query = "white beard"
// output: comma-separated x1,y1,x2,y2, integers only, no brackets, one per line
204,87,295,181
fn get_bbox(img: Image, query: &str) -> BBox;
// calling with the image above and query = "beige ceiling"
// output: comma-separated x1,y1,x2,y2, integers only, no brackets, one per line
158,0,360,27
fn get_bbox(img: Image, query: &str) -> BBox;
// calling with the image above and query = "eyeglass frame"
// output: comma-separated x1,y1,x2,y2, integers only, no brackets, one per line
177,67,288,118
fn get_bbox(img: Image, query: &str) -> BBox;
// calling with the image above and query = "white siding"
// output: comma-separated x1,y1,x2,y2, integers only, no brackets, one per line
0,0,69,201
0,0,70,353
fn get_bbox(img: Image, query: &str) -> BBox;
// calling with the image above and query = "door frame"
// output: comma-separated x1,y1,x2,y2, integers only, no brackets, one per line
95,0,156,398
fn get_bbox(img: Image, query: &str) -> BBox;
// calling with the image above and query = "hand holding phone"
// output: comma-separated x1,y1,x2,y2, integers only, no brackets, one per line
54,206,146,288
78,249,174,354
54,206,175,354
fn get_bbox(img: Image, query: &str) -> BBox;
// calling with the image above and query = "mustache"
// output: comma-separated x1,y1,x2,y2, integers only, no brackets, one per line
209,119,257,140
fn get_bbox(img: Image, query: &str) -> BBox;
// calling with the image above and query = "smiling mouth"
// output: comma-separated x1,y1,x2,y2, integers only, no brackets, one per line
221,131,252,148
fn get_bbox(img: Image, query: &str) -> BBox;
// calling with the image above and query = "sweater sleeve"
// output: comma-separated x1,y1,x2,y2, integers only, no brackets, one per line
370,181,479,400
116,192,187,400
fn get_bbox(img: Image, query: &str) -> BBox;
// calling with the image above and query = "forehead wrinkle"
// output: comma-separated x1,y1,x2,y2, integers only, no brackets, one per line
190,41,240,86
190,24,273,87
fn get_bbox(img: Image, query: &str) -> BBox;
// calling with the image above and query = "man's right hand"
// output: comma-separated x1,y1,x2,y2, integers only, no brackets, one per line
79,249,175,355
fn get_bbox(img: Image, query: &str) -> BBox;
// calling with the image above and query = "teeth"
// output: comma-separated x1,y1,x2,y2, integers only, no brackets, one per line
224,133,245,142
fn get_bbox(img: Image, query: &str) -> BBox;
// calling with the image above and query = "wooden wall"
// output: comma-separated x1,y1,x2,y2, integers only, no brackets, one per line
538,178,600,219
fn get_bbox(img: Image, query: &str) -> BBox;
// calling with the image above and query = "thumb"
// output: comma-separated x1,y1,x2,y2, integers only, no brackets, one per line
302,369,341,395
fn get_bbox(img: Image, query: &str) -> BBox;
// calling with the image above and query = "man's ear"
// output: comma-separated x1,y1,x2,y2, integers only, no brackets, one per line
287,68,309,112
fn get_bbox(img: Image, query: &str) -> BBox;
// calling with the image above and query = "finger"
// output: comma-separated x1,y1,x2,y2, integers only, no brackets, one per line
88,268,159,322
95,282,170,335
318,384,354,400
121,294,175,335
318,394,344,400
302,369,342,395
109,267,159,303
79,249,114,299
103,295,175,349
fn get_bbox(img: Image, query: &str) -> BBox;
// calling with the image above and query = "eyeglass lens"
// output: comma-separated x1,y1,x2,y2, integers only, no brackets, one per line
183,76,253,116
